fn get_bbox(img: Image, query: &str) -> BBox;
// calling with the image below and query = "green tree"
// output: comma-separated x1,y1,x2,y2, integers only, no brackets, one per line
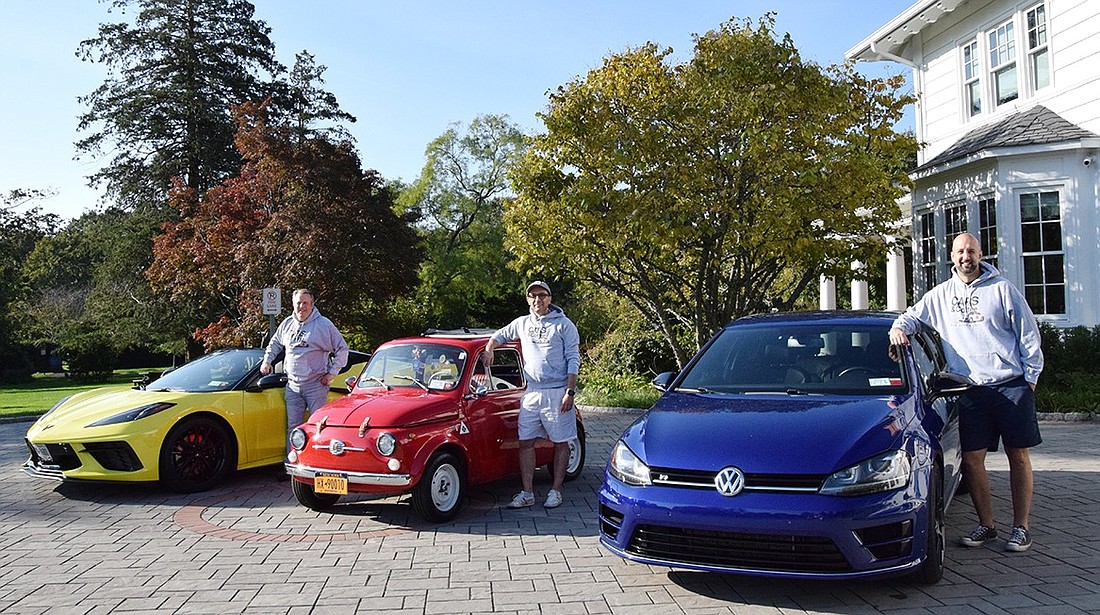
280,50,357,145
147,101,420,350
398,114,528,327
76,0,284,211
0,190,61,381
508,16,916,367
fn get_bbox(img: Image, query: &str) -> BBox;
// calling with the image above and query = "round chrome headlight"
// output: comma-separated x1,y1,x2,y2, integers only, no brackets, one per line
289,428,307,451
376,432,396,456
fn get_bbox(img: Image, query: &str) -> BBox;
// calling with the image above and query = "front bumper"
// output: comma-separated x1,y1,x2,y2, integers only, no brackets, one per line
285,462,412,488
598,476,929,580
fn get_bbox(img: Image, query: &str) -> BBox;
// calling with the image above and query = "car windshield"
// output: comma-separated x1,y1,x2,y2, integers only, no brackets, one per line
147,349,264,392
361,343,468,391
677,322,907,395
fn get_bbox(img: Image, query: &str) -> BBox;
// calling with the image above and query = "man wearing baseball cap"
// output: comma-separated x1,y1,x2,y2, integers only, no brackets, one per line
484,280,581,509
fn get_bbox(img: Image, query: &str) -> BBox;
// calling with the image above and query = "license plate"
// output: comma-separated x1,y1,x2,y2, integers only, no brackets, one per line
314,472,348,495
33,444,53,463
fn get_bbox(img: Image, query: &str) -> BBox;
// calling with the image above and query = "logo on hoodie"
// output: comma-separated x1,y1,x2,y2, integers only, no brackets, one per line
951,295,984,323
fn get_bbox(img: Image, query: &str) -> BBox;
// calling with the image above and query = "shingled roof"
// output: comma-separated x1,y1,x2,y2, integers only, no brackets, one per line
917,105,1099,172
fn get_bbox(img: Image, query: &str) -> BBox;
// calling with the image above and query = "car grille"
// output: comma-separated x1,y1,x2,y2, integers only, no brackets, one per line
25,439,81,470
84,442,144,472
626,524,850,573
649,466,825,492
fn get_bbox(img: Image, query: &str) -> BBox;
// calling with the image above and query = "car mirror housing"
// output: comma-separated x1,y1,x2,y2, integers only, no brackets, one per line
651,371,676,391
927,372,971,401
249,373,288,392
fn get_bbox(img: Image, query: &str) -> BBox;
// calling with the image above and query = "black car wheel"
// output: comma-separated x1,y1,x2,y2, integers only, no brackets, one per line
159,416,235,492
411,452,465,523
915,465,945,584
292,477,341,510
564,424,586,481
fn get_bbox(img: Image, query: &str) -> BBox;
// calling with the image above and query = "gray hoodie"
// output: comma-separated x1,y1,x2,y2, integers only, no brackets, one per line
892,262,1043,385
263,308,349,386
492,304,581,390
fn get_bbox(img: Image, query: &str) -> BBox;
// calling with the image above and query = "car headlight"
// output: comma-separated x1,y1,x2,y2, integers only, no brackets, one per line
609,440,651,486
376,432,396,456
820,450,911,496
85,402,176,427
289,428,307,451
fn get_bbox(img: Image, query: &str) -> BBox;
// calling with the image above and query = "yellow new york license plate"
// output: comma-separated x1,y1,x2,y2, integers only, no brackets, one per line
314,472,348,495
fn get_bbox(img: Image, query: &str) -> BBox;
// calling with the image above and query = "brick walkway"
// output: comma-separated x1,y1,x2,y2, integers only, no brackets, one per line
1,411,1097,614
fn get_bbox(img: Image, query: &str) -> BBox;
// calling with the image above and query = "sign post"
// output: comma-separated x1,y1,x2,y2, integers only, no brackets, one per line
262,288,281,345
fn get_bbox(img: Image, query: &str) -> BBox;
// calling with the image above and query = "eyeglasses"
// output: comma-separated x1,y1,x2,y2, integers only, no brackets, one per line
527,293,550,299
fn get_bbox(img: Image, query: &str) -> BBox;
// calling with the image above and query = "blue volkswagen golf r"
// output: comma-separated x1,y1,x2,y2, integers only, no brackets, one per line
599,311,971,584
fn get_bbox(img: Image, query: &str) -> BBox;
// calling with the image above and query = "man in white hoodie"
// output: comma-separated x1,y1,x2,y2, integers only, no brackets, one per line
485,281,581,509
890,233,1044,552
261,289,349,460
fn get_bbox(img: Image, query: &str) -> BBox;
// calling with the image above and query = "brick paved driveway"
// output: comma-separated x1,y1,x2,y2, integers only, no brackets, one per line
1,411,1097,614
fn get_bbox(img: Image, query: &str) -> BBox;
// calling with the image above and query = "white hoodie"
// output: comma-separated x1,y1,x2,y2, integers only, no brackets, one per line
892,262,1044,386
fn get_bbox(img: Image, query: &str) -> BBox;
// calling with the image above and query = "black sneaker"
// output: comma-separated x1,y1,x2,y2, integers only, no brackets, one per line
1006,526,1032,552
959,524,998,547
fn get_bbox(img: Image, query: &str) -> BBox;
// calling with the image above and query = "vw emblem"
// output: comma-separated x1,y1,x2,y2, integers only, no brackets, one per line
328,439,346,456
714,466,745,496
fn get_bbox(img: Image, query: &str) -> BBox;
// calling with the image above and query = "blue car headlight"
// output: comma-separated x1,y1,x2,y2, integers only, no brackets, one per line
609,440,651,486
85,402,176,427
820,450,911,496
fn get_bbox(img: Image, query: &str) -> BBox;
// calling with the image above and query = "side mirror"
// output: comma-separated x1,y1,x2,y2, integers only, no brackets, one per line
651,371,676,391
927,371,971,401
344,376,357,390
249,373,288,392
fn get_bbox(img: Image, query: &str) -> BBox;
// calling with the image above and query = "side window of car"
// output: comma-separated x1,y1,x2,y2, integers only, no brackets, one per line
910,333,939,393
473,348,524,391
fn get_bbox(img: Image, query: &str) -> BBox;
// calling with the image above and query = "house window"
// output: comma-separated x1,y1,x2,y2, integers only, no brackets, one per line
1026,3,1050,91
962,40,982,116
978,196,998,269
988,20,1018,106
944,202,968,276
919,212,937,292
1019,190,1064,315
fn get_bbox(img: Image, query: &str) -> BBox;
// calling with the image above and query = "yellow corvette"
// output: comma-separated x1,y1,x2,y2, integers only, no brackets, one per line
22,348,368,492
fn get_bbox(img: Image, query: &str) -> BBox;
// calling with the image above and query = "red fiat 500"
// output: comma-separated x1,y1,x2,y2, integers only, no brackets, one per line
285,329,585,521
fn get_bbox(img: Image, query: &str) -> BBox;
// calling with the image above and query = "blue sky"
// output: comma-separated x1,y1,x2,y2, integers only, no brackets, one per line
1,1,916,220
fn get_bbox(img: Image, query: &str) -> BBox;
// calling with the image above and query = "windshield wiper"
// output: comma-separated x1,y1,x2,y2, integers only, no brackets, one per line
363,376,391,391
391,375,428,391
675,387,714,394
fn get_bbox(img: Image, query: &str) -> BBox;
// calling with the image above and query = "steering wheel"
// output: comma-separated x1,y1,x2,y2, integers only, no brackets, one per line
835,367,876,379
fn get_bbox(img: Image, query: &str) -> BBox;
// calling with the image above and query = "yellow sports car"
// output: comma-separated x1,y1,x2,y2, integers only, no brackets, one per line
22,348,368,492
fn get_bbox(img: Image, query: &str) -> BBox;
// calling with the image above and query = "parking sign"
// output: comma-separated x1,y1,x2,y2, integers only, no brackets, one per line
262,288,281,315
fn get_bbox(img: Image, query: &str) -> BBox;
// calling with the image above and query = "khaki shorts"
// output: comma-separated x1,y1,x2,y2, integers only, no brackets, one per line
518,388,577,443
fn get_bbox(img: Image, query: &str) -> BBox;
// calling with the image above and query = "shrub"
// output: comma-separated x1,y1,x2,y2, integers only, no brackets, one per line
1037,323,1100,414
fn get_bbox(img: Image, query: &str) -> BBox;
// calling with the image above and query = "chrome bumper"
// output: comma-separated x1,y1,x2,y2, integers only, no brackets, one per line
284,463,412,487
22,459,66,482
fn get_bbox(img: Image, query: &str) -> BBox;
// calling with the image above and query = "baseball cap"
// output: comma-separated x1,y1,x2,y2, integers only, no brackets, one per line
526,281,551,295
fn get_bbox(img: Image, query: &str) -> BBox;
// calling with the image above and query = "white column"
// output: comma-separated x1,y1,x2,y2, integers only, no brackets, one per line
819,276,836,310
886,245,907,310
850,261,869,310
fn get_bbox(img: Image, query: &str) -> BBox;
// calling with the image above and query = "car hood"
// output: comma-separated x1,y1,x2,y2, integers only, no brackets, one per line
307,389,460,428
28,387,193,434
625,392,916,475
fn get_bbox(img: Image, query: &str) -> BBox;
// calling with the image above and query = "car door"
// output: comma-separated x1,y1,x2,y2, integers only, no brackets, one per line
912,331,962,492
463,347,524,484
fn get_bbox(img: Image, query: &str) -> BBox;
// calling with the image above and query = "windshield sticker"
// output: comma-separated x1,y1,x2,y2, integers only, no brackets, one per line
869,378,903,387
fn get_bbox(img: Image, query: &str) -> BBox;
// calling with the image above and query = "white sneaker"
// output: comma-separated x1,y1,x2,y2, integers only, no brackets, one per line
544,489,562,509
507,491,534,508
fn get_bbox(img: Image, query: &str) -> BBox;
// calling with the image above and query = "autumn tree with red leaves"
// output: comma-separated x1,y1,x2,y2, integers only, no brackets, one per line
147,101,419,350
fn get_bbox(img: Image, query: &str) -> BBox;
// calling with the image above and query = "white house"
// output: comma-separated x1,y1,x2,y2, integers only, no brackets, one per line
847,0,1100,327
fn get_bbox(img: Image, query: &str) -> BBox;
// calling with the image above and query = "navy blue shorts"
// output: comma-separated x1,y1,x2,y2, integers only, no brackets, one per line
956,376,1042,452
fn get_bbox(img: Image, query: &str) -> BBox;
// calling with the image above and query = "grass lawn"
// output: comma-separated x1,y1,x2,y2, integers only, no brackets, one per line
0,368,170,420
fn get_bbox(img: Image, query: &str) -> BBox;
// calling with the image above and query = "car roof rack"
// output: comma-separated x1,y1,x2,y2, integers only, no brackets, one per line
421,327,497,338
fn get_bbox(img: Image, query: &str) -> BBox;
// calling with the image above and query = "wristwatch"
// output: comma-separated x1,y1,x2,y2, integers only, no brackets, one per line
565,388,576,396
